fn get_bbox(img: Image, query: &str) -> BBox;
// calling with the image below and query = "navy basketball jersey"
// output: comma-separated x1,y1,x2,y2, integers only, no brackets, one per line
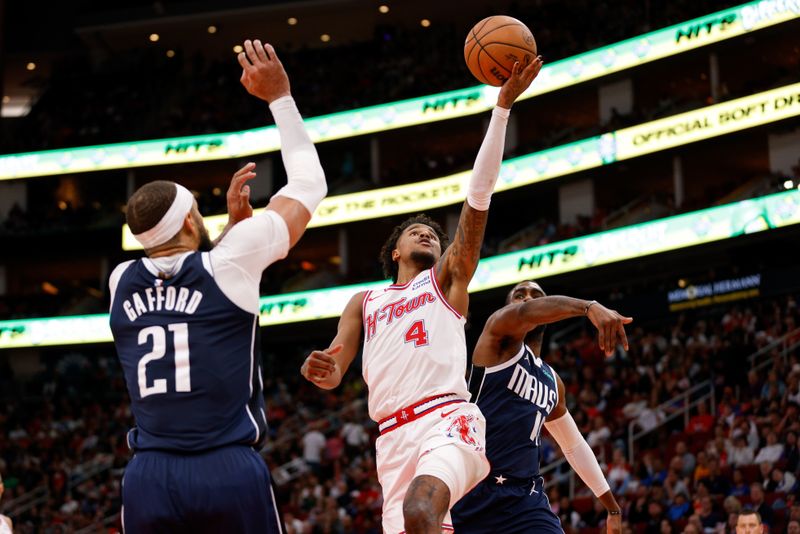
109,252,267,452
468,344,558,479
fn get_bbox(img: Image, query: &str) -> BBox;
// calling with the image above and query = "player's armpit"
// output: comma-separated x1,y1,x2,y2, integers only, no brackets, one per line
435,202,489,315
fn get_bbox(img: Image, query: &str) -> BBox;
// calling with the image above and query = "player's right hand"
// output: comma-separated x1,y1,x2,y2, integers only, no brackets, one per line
497,55,543,109
238,40,291,104
301,345,342,384
226,162,257,225
586,302,633,357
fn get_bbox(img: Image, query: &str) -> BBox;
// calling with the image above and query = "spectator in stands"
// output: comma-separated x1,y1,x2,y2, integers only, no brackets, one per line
686,401,715,434
747,484,773,528
302,421,327,476
693,451,711,483
586,415,611,448
787,520,800,534
607,447,633,494
675,441,697,477
761,370,786,399
735,509,764,534
697,495,724,532
729,469,750,497
666,492,691,521
753,431,784,464
727,435,755,467
700,456,730,497
767,467,796,494
785,429,800,472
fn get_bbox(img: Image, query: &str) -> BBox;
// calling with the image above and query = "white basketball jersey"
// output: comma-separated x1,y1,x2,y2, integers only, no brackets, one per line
362,267,470,422
0,516,11,534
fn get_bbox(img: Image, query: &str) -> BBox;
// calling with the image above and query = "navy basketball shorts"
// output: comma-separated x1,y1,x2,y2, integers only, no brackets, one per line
122,445,282,533
451,475,563,534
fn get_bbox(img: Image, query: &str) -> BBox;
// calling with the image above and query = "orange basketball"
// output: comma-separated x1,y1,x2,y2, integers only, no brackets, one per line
464,16,537,86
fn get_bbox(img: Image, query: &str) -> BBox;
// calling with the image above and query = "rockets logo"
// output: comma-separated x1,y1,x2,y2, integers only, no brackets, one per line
446,414,478,446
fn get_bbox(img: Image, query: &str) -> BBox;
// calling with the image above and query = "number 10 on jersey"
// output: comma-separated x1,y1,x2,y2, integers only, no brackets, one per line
138,323,191,398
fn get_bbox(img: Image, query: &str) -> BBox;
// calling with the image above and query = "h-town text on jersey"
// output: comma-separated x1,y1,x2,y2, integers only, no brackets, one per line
364,291,436,341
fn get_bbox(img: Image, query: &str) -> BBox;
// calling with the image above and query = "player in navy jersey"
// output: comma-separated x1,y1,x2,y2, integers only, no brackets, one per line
109,40,327,533
451,280,631,533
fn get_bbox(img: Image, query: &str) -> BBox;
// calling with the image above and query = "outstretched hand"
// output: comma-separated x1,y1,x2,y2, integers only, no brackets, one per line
226,162,257,225
586,302,633,357
237,39,291,104
497,55,543,109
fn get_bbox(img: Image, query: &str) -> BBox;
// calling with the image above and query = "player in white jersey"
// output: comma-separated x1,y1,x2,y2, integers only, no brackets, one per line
0,473,13,534
301,57,544,533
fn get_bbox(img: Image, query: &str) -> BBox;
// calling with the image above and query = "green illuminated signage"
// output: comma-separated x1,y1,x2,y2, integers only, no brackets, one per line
119,81,800,249
4,189,799,348
2,0,797,181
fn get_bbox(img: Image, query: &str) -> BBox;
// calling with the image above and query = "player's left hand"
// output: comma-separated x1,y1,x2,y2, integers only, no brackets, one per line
606,512,622,534
227,162,257,225
497,55,543,109
586,302,633,357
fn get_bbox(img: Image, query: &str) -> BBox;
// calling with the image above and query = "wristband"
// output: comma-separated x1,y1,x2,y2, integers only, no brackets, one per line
584,300,597,315
609,510,621,515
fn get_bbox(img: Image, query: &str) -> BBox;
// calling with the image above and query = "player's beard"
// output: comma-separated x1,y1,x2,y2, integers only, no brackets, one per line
409,249,436,270
198,226,214,252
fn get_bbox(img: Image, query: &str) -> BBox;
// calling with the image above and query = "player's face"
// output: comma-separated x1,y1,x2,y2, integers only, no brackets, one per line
394,224,441,268
507,281,545,305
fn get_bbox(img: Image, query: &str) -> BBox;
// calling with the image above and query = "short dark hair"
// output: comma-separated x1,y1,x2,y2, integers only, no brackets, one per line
738,508,762,523
379,214,449,282
126,181,178,234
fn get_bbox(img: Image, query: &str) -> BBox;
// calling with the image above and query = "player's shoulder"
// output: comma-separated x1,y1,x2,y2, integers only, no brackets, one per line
108,259,137,296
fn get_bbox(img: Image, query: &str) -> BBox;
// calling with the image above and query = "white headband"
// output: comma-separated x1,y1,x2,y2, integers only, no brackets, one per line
133,183,195,249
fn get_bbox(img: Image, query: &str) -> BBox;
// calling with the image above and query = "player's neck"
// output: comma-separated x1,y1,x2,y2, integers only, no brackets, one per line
395,266,423,286
148,245,196,259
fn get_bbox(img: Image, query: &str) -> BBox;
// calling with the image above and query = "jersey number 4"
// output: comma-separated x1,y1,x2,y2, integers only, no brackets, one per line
138,323,191,398
404,320,429,347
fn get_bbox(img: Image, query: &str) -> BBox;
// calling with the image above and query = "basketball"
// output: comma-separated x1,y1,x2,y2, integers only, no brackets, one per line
464,16,537,86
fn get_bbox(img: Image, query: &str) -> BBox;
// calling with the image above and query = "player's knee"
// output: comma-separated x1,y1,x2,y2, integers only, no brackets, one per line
402,476,449,533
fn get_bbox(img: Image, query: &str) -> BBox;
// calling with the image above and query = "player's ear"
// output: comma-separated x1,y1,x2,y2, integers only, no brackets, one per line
391,248,400,262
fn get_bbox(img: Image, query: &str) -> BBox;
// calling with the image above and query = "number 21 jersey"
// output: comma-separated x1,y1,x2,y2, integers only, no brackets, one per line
109,252,267,452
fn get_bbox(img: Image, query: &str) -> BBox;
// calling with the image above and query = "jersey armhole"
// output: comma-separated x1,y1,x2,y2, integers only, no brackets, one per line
428,267,463,320
467,365,487,403
361,290,371,324
108,260,136,310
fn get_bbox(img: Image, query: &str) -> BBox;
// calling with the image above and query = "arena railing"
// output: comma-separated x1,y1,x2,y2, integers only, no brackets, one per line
2,188,798,349
119,80,800,249
748,326,800,372
627,380,716,465
0,0,797,181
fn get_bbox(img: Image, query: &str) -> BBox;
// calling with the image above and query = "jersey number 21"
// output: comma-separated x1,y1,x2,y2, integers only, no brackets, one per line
137,323,191,398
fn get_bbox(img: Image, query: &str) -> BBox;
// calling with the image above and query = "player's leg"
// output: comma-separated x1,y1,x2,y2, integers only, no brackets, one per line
183,446,283,533
405,403,490,533
403,474,451,533
121,453,185,534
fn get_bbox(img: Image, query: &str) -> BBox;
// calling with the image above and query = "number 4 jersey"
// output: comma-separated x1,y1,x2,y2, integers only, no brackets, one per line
109,251,267,452
361,267,470,422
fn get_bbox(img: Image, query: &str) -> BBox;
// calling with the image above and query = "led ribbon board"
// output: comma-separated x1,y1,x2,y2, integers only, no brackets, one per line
5,189,799,348
2,0,798,181
121,81,800,250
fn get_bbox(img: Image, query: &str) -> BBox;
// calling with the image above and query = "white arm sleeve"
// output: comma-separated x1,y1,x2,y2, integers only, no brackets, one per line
544,411,611,498
466,106,510,211
209,210,290,314
269,96,327,213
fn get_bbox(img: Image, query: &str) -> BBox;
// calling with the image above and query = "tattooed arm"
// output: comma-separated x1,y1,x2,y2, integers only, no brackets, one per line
435,57,543,316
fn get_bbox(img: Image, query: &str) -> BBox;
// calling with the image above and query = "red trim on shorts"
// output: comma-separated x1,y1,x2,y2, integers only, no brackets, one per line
429,267,462,319
378,394,465,435
400,526,453,534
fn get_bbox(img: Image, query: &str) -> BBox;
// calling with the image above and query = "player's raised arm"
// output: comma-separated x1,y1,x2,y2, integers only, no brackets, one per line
238,39,326,247
301,291,365,390
544,372,622,534
435,57,543,315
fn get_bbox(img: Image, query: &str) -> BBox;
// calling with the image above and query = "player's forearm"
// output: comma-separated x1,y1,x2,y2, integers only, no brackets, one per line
269,96,327,213
544,411,611,499
466,107,509,211
518,295,592,326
